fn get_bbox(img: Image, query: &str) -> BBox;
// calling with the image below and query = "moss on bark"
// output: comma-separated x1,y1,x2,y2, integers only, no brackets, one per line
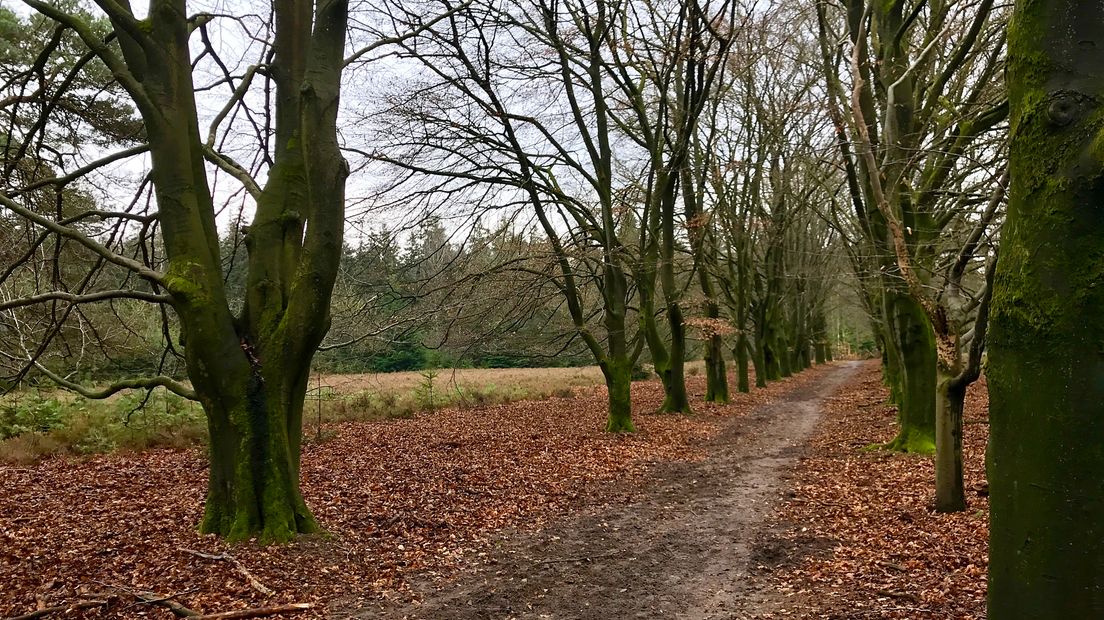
601,357,636,433
988,1,1104,613
734,333,751,394
703,333,729,403
934,372,966,513
881,289,936,454
199,380,320,543
659,303,692,413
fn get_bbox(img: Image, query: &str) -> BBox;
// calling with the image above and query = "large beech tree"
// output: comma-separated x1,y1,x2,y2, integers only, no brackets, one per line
3,0,352,542
988,0,1104,614
816,0,1006,454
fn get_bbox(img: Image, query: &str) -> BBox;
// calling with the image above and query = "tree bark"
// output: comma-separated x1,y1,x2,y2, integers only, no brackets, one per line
660,302,692,413
600,356,635,433
733,333,751,393
988,0,1104,614
934,371,966,513
880,288,936,453
702,329,729,403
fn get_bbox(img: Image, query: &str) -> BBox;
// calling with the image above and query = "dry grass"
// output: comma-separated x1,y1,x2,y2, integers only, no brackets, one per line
318,365,607,396
2,362,705,463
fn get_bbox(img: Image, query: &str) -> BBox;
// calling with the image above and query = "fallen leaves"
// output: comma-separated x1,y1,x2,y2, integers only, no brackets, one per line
757,362,990,619
1,369,809,619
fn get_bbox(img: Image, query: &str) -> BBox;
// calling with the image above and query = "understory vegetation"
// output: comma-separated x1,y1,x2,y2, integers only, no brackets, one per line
0,364,629,463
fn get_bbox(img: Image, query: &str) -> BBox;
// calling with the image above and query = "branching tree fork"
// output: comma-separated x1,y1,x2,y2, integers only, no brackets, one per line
0,0,451,542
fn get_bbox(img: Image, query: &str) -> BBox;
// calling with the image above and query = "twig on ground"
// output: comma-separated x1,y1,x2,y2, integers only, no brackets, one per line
126,586,198,604
192,603,313,619
3,600,107,620
83,586,201,617
179,548,274,596
875,589,921,603
132,590,202,616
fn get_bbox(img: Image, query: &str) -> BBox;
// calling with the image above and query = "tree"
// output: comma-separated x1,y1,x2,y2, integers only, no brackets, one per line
2,0,354,542
704,3,838,393
609,0,737,413
987,0,1104,614
816,0,1007,454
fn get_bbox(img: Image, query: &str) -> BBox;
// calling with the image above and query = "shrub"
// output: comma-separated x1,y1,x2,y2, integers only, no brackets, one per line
0,393,66,439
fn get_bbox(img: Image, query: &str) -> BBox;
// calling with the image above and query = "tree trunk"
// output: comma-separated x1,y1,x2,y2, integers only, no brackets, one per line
660,302,692,413
639,286,674,404
761,332,780,382
200,372,319,542
749,336,767,388
601,356,635,433
988,1,1104,614
814,341,826,364
701,296,729,403
881,288,936,453
776,335,793,378
880,337,902,405
934,370,966,513
734,331,751,393
703,331,729,403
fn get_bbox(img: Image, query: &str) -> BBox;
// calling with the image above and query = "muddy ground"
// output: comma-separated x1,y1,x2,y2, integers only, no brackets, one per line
351,362,861,620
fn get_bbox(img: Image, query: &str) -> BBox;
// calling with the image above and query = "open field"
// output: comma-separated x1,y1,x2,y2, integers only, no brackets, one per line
1,364,703,464
318,365,608,397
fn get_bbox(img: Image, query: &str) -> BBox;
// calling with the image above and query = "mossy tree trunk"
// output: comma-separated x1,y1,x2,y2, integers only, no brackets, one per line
702,329,729,403
660,302,692,413
657,168,692,414
591,256,641,433
683,165,728,404
600,355,635,433
639,165,691,415
31,0,351,541
761,336,780,381
750,335,768,388
201,371,319,541
988,1,1104,614
775,332,793,378
880,287,936,453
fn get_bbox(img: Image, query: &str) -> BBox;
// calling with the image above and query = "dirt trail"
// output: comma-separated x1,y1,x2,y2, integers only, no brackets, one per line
354,361,861,620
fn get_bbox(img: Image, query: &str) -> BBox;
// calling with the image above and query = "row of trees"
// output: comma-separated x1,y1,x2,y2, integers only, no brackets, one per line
1,0,849,539
371,0,848,430
1,0,1100,615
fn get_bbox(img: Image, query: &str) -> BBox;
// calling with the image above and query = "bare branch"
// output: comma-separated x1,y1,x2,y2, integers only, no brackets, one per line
200,146,262,200
0,193,165,284
31,363,198,401
343,1,475,67
0,290,172,312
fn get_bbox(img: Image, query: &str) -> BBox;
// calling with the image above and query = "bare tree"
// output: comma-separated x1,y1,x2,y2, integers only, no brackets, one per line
0,0,411,542
817,0,1007,457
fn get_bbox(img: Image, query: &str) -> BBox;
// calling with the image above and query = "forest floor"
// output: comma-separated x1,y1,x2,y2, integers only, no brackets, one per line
0,361,989,620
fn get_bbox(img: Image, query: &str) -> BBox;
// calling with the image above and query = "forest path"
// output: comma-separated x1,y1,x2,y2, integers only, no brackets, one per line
355,361,861,620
